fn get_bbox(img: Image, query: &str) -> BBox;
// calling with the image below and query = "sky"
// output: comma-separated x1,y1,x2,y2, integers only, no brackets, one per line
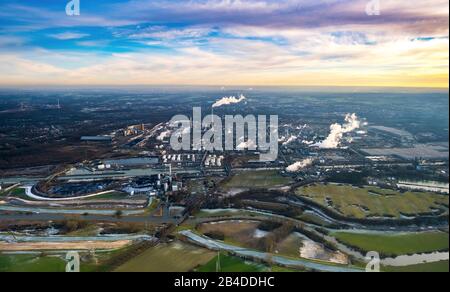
0,0,448,88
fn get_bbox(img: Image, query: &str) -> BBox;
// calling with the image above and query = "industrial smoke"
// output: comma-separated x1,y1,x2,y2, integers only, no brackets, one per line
314,113,361,149
286,158,314,172
212,94,246,108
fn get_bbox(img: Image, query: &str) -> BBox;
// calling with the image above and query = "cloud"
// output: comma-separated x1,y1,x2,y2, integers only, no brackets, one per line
48,32,90,40
76,40,110,47
0,36,26,48
128,26,212,40
110,0,449,35
0,0,447,87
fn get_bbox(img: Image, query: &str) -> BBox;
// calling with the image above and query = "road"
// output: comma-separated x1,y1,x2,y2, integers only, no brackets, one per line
0,205,146,216
179,230,362,272
0,234,154,243
191,209,450,267
0,213,181,224
23,186,120,202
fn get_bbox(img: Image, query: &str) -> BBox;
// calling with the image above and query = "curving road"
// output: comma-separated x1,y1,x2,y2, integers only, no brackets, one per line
23,186,118,201
179,230,362,272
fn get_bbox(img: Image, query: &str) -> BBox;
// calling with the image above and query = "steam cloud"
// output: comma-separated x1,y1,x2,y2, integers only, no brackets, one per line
286,158,314,173
282,135,298,146
236,139,257,150
157,130,172,141
212,94,246,108
314,113,361,149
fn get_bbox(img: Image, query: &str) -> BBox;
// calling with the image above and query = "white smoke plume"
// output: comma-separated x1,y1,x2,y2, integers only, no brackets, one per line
236,139,257,150
212,94,246,108
283,135,298,146
313,113,361,149
157,130,172,141
286,158,314,173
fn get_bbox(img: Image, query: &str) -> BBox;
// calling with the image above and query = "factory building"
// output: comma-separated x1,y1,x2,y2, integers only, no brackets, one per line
81,136,113,143
204,155,224,168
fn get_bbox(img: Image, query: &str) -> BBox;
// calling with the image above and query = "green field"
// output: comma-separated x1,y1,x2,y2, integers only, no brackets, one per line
197,221,261,249
0,251,118,272
332,231,449,256
196,253,267,272
296,184,449,219
0,254,66,272
2,187,28,199
221,170,293,190
115,242,216,272
383,260,449,272
297,213,334,227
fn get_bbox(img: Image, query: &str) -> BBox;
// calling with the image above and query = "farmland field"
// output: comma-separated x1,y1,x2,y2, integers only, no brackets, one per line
0,254,66,272
0,251,113,272
196,252,267,272
276,233,303,258
383,260,449,272
197,220,262,248
295,184,449,219
221,170,293,190
115,242,216,272
332,231,449,256
297,212,334,227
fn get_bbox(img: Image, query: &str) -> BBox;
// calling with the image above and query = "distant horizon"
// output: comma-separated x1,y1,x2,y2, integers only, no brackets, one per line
0,84,448,93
